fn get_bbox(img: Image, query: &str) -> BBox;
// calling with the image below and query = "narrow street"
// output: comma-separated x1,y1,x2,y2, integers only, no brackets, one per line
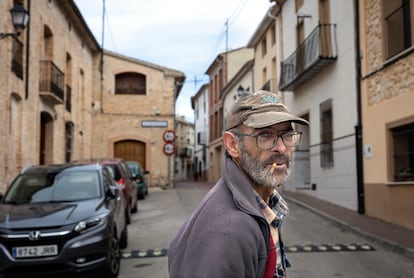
119,181,414,278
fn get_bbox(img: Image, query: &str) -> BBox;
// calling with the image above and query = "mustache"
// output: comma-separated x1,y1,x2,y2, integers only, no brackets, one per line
266,154,291,165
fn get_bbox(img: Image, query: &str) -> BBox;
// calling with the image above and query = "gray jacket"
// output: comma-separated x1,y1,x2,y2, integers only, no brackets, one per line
168,156,271,278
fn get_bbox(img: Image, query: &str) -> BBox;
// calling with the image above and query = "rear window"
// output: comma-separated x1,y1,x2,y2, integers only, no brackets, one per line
105,164,122,181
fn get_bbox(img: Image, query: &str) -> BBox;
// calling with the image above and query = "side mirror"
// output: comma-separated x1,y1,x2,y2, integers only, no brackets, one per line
107,185,120,199
144,170,150,175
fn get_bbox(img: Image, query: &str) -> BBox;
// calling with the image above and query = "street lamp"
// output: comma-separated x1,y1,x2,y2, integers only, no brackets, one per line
0,3,30,40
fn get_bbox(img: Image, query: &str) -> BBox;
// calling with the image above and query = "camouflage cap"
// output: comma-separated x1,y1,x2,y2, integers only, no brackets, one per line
225,90,309,130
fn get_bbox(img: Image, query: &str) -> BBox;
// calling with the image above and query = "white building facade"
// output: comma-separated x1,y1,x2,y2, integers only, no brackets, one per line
191,84,209,181
278,0,360,211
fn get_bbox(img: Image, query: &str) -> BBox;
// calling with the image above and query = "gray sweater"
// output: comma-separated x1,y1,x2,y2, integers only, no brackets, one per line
168,156,271,278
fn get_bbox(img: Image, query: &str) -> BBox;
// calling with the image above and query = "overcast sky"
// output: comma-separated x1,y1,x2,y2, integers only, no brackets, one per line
74,0,273,122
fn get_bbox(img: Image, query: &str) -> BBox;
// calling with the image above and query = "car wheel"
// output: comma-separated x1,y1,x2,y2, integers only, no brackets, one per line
120,220,128,249
131,198,138,213
138,191,145,200
105,231,121,278
125,207,131,225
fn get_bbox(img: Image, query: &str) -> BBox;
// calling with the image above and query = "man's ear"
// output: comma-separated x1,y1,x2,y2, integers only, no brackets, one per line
223,131,240,158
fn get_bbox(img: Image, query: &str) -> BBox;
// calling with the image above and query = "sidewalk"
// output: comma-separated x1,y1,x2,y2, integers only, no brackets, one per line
283,190,414,259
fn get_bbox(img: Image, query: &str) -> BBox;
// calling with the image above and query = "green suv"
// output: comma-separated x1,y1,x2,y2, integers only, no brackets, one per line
126,161,149,200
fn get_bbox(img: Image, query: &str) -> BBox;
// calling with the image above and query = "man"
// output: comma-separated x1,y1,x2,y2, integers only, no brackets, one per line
168,90,309,278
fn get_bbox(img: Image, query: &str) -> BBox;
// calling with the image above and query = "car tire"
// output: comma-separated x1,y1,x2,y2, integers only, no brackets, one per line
105,230,121,278
138,191,145,200
119,221,128,249
125,207,131,225
131,198,138,213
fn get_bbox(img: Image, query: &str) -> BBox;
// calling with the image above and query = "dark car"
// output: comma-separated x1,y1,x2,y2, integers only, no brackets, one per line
0,163,128,278
76,158,138,224
126,161,149,200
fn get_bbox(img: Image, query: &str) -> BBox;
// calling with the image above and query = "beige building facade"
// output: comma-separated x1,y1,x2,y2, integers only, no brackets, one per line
0,0,184,191
205,47,253,183
359,0,414,230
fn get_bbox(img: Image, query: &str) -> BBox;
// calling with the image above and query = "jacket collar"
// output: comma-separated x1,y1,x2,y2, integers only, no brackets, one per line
223,155,263,217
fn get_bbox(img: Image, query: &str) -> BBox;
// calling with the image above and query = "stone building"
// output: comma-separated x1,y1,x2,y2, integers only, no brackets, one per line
0,0,184,191
174,116,194,181
359,0,414,230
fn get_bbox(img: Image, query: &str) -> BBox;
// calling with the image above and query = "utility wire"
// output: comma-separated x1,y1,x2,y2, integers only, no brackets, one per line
197,0,249,81
102,0,117,52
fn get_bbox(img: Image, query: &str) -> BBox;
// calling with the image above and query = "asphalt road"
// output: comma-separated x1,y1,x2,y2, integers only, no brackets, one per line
119,181,414,278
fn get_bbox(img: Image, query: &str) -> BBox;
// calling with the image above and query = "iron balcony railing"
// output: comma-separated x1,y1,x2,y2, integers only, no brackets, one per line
279,24,337,91
39,60,64,104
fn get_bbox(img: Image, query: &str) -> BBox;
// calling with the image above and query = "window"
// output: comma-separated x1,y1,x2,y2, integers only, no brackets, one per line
391,122,414,181
261,37,267,57
115,72,146,94
66,85,71,112
271,24,276,45
11,39,23,79
65,122,74,163
320,99,333,167
383,0,412,59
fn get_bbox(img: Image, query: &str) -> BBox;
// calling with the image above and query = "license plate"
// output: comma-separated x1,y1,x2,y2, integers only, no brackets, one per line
12,245,58,258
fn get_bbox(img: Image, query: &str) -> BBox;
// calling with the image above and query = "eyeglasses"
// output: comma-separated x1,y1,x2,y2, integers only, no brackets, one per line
232,131,302,149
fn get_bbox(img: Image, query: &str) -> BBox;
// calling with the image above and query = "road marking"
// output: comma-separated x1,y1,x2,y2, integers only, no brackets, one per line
286,243,375,253
121,243,375,259
122,248,168,259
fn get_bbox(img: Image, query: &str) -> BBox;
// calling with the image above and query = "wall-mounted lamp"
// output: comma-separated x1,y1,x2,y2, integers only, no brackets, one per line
155,107,161,116
0,3,30,40
237,85,245,97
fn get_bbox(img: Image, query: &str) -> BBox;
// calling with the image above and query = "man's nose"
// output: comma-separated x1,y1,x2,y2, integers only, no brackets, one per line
270,136,287,152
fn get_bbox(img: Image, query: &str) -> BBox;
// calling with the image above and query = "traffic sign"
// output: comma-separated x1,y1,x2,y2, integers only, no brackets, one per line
163,130,176,142
163,143,175,155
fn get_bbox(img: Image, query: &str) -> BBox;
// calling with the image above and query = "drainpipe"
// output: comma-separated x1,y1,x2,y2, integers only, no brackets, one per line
25,0,31,99
354,0,365,214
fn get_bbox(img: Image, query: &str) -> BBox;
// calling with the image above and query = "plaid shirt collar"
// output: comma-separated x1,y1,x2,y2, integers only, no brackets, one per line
255,189,289,228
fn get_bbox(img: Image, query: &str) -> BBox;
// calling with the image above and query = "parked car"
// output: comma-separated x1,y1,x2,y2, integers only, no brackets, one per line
126,161,149,200
0,162,128,277
75,158,138,224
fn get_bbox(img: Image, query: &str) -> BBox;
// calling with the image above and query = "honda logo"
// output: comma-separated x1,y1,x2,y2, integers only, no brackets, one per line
28,231,41,241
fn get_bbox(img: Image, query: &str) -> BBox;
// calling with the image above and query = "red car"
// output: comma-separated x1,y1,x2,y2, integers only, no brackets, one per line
76,158,138,224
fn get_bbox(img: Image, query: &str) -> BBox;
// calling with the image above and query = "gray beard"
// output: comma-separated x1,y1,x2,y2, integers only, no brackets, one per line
239,142,290,189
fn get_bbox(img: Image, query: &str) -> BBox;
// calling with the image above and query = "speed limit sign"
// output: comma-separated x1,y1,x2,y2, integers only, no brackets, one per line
163,130,176,142
163,143,175,155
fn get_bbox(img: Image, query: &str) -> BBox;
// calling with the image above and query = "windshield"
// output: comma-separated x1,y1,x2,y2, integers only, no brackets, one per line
3,171,101,204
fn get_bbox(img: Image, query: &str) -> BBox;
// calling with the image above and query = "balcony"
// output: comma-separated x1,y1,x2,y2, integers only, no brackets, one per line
279,24,337,91
39,60,64,104
179,147,193,158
